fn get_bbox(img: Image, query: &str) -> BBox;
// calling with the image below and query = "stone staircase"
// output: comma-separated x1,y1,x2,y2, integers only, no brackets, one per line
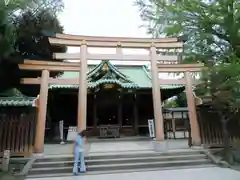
26,149,215,179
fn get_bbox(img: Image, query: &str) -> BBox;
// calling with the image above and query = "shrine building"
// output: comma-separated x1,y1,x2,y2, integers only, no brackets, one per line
46,60,185,138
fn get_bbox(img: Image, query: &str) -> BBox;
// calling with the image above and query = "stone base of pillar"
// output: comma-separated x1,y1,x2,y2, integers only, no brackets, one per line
191,139,202,147
151,140,168,152
155,136,165,141
191,146,204,150
155,128,165,141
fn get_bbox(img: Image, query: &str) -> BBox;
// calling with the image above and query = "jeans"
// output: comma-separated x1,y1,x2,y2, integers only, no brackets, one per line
73,149,86,173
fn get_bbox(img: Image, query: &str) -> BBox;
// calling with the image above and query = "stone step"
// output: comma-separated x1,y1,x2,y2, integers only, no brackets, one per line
88,137,151,143
26,164,216,179
35,149,205,162
32,154,206,168
27,149,213,178
28,159,211,175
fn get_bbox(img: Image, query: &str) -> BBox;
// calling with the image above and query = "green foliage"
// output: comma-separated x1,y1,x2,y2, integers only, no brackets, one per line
135,0,240,64
0,1,33,91
14,8,66,72
136,0,240,113
0,0,64,92
164,99,177,108
0,0,64,60
199,61,240,164
0,0,29,58
175,92,187,107
0,14,15,58
136,0,240,163
197,61,240,118
0,0,63,15
164,93,187,108
14,8,66,95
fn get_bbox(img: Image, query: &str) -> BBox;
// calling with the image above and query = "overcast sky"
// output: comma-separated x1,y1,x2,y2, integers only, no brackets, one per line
58,0,153,65
57,0,183,79
58,0,147,38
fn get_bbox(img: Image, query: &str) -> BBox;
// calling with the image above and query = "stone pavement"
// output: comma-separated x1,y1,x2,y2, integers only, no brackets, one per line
27,167,240,180
44,139,189,156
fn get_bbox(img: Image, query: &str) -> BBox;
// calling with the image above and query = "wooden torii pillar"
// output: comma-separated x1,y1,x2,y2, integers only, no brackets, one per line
34,70,49,153
150,45,165,141
77,41,88,132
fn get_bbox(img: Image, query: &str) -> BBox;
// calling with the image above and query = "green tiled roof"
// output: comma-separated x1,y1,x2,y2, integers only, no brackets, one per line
0,88,25,97
49,61,184,90
117,65,182,89
0,88,36,107
0,97,36,107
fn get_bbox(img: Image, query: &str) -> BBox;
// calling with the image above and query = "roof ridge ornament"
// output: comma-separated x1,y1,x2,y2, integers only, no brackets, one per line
117,41,122,47
151,42,155,47
81,40,87,45
102,63,109,72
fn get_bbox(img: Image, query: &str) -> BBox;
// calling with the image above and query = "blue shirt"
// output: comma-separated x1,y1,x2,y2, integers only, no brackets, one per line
75,135,84,151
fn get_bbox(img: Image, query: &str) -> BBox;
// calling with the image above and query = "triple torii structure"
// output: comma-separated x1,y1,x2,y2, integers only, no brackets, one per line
19,33,204,154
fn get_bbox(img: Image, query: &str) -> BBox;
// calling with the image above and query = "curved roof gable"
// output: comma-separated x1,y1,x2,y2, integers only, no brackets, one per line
87,60,138,89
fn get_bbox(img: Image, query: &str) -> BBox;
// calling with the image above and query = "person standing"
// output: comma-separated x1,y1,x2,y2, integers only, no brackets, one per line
73,130,87,175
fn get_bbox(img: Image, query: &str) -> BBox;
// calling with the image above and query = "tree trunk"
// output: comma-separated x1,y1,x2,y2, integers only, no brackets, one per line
221,116,233,164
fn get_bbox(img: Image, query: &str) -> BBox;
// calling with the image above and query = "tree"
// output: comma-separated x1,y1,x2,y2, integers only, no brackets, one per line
14,9,66,75
135,0,240,163
0,0,63,15
0,0,65,93
164,99,177,108
163,93,187,108
0,0,35,91
0,0,64,62
29,0,64,14
135,0,240,64
175,92,187,107
0,0,33,59
13,9,66,96
196,62,240,163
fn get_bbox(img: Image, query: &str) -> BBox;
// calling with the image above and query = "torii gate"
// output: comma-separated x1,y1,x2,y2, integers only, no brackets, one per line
19,33,204,154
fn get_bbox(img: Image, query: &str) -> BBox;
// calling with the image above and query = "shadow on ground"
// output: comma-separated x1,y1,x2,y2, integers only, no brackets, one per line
0,172,25,180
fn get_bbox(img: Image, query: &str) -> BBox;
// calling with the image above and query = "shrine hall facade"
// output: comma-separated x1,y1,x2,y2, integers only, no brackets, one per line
46,60,185,137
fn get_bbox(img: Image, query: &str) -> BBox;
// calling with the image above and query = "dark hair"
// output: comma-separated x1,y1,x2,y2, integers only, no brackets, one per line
78,130,87,137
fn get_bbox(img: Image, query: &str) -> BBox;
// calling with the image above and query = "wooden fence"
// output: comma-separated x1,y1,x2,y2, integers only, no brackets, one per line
0,111,36,157
197,107,240,147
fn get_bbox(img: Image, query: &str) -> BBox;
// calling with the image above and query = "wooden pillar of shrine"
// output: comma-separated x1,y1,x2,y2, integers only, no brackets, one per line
185,71,201,146
77,42,88,132
34,69,49,154
93,97,97,129
150,45,164,141
118,95,122,128
133,94,139,135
